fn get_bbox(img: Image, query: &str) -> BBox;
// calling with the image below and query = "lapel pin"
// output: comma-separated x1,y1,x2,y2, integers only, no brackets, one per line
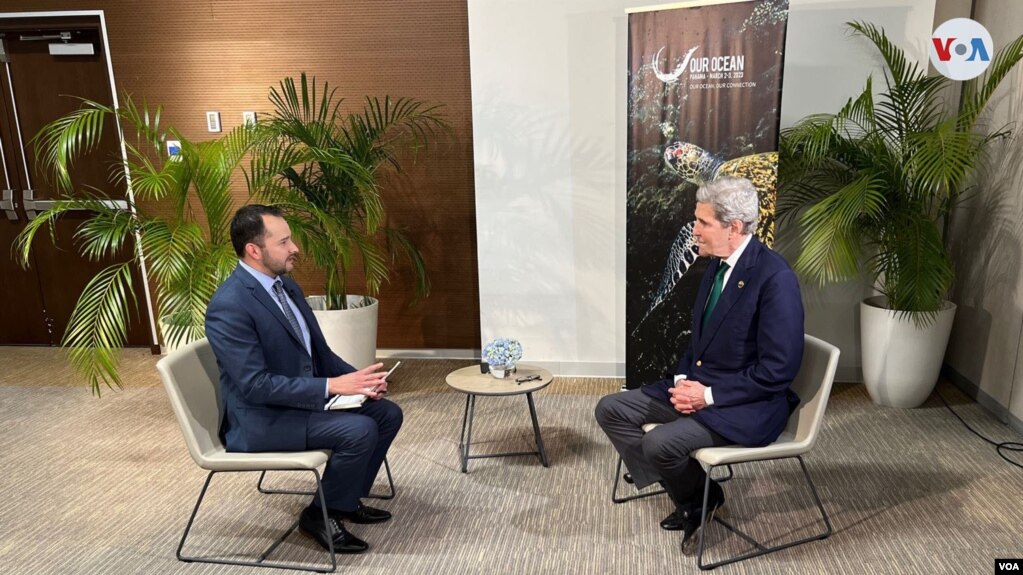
737,280,745,289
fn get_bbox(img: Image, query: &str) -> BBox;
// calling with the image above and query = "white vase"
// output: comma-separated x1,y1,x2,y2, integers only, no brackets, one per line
306,295,379,369
860,296,956,408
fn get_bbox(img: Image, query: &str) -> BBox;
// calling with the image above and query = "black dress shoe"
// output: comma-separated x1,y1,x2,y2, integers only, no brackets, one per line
623,472,634,484
681,481,725,555
299,506,369,554
660,507,690,530
331,503,392,524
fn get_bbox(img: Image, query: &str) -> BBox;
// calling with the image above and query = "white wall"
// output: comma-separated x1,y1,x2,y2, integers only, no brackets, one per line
468,0,936,378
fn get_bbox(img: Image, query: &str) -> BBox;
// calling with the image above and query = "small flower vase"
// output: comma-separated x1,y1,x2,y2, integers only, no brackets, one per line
489,364,509,379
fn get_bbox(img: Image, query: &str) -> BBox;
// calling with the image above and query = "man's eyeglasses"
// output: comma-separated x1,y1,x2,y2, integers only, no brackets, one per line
515,374,542,385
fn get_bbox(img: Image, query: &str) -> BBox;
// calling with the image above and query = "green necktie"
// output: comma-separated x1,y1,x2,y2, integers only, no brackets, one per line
702,261,730,328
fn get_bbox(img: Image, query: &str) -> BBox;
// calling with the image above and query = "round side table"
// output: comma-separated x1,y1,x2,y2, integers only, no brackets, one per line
445,364,553,473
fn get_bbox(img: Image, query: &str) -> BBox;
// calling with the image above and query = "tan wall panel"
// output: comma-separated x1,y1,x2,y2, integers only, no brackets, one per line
5,0,480,349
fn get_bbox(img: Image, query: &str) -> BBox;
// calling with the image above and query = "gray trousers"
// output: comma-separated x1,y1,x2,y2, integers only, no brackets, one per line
595,388,729,507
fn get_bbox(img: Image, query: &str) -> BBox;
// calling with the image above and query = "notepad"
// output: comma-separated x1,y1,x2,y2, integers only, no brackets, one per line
325,393,367,410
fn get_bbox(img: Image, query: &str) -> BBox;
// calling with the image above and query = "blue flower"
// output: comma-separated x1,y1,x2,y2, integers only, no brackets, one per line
482,338,523,367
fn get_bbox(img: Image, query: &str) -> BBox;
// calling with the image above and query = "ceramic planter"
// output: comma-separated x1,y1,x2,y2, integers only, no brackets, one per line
860,296,956,408
306,295,379,369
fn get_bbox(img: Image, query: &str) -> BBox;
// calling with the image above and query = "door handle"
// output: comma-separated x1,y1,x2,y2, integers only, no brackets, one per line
22,189,127,220
22,189,49,220
1,189,16,220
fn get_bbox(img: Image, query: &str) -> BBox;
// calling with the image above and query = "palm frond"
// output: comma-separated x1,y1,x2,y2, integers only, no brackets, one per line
61,262,138,395
794,173,886,284
31,99,113,192
384,227,430,302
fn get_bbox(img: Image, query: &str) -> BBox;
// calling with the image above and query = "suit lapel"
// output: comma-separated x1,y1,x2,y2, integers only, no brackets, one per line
692,259,717,343
694,238,762,357
235,266,309,353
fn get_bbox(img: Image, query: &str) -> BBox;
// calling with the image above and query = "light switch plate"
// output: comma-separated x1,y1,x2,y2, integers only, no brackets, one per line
206,111,221,133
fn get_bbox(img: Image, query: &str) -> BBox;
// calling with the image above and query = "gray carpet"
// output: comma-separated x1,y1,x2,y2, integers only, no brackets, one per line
1,347,1022,574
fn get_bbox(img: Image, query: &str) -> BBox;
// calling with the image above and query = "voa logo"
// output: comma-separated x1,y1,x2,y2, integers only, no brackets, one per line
929,18,993,80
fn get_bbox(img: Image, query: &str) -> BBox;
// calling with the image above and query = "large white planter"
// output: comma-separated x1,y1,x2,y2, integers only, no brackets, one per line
306,295,379,369
860,296,956,408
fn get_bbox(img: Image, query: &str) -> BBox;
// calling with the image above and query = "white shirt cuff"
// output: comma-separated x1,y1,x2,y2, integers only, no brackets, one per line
704,386,715,406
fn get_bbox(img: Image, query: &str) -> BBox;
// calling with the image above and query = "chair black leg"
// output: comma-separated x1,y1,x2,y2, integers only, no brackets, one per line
366,457,396,500
611,456,667,503
176,471,216,563
693,457,832,570
177,469,337,572
713,465,734,483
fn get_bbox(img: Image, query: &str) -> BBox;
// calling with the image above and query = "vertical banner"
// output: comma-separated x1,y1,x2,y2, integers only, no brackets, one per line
626,0,788,386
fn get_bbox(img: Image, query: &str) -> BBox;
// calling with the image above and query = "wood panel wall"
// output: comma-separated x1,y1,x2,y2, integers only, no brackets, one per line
3,0,480,349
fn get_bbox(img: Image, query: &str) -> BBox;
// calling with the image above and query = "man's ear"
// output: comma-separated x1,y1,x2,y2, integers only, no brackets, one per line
729,219,744,236
244,242,262,261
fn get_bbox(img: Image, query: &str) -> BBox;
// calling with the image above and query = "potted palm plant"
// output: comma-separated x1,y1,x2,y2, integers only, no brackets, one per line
15,97,249,394
245,73,448,368
778,22,1023,407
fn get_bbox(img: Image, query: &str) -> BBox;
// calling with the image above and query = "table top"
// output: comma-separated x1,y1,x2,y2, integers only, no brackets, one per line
445,363,553,396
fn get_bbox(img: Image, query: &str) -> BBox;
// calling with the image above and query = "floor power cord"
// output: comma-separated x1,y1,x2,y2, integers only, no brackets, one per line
937,390,1023,470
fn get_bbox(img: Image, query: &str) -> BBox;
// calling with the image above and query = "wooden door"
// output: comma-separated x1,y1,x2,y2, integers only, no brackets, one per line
0,15,151,346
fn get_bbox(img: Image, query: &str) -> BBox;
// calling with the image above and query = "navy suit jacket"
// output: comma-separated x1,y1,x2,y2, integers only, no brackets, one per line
205,265,356,452
642,236,804,447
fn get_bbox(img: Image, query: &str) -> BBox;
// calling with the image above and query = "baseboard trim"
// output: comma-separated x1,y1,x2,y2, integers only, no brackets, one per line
941,364,1023,434
377,348,479,360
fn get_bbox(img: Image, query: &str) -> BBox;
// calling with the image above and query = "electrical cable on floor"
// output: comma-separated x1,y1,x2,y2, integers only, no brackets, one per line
937,390,1023,470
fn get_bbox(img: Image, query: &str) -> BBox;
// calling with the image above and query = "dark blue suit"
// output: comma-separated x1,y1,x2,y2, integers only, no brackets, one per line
205,264,402,511
597,236,803,504
642,235,803,446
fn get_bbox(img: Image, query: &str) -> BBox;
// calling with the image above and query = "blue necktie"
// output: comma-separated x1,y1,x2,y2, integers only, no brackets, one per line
702,262,730,328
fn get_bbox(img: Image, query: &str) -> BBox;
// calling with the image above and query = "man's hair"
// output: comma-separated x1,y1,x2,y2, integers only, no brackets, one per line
695,176,759,235
230,204,284,257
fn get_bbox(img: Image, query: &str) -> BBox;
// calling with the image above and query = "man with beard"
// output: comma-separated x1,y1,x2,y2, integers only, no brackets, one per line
596,177,803,553
205,204,402,554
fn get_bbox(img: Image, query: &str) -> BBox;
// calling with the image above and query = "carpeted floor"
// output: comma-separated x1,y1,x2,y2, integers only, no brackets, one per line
1,347,1021,574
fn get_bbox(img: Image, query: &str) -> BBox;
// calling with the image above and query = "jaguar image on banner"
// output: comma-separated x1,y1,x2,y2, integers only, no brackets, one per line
626,0,788,386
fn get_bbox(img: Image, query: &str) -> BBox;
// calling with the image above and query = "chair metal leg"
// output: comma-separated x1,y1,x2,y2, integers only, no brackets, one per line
713,465,734,483
693,457,832,570
258,456,397,500
611,456,667,504
177,469,337,572
365,457,396,500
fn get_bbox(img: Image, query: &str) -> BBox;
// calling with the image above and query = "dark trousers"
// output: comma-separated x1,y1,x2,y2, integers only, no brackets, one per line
305,398,403,512
595,389,729,507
